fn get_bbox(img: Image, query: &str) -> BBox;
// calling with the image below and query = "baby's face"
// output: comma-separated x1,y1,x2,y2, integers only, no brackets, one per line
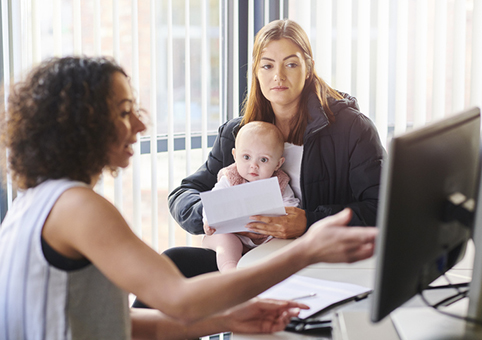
233,131,284,182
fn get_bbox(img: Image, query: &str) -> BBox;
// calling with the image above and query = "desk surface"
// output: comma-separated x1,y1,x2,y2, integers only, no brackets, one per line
233,238,477,340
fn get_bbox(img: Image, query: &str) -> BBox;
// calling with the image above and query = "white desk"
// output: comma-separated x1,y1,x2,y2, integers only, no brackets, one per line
232,238,478,339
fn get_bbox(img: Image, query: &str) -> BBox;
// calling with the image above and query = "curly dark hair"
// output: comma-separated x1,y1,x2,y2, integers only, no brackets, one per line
1,56,129,189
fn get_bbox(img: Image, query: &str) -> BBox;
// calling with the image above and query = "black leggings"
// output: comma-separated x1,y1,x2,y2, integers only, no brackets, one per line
131,247,218,308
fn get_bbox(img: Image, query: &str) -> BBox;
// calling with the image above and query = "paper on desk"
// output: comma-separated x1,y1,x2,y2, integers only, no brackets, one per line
259,274,372,319
200,177,286,234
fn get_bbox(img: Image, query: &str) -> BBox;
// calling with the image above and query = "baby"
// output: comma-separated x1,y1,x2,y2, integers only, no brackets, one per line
202,121,299,272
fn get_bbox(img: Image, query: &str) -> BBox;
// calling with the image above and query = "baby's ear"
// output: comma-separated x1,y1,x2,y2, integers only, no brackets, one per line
231,148,236,160
275,157,285,170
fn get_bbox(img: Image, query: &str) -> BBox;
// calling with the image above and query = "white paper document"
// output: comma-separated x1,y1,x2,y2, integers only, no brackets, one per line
200,177,286,234
259,275,372,319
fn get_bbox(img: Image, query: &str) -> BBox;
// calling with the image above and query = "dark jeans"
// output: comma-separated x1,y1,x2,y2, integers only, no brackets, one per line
132,247,218,308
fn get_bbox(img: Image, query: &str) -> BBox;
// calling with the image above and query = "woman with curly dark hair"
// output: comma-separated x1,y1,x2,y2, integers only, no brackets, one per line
4,56,124,189
0,56,377,339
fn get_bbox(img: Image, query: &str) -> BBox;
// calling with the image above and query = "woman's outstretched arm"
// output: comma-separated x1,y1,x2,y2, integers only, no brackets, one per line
131,298,307,339
44,186,377,325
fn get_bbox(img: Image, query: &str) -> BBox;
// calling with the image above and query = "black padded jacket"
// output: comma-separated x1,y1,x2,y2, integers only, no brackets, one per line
168,92,386,235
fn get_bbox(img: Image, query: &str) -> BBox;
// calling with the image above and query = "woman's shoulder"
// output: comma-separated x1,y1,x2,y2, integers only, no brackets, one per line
218,117,243,138
41,181,122,262
328,92,361,116
308,91,367,126
213,117,242,156
327,93,375,129
58,185,112,210
23,179,88,203
44,186,111,232
329,110,378,139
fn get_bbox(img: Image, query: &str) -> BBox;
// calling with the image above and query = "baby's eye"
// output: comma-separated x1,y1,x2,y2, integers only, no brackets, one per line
243,155,250,160
260,157,269,163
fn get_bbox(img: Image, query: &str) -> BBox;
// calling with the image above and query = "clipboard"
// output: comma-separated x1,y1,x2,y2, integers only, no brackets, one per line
259,274,372,319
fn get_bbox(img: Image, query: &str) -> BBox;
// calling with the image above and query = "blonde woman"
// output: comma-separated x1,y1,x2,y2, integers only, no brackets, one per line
168,19,385,278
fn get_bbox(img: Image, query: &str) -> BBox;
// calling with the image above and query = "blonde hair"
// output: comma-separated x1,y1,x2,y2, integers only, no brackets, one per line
240,19,342,145
236,121,284,157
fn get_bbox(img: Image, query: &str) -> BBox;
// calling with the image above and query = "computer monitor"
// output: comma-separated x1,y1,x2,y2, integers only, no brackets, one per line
370,107,481,323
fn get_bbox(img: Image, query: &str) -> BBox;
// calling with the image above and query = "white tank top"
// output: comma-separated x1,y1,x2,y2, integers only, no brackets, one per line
0,179,131,340
281,143,304,201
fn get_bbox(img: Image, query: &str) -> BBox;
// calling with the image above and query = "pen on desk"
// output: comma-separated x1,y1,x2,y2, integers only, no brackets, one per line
292,292,317,300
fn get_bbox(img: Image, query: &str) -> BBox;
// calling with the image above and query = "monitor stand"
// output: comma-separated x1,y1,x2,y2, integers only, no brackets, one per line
333,302,482,340
390,301,482,340
465,179,482,334
359,182,482,340
332,310,399,340
388,156,482,339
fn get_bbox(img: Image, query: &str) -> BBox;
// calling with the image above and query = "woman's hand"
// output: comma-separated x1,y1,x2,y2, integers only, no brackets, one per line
222,298,308,334
247,206,307,239
130,298,309,339
302,208,377,264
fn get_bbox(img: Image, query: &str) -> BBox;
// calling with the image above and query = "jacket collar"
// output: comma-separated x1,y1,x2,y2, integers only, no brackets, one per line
304,92,330,141
304,91,360,141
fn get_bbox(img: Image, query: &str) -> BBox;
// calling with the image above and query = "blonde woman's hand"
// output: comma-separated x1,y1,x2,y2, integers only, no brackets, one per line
247,206,307,239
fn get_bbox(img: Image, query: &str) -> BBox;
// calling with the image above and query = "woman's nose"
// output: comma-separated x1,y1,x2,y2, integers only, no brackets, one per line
132,113,146,134
275,69,285,81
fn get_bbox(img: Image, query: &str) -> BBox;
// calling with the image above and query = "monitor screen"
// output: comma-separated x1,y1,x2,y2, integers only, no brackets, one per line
370,107,481,323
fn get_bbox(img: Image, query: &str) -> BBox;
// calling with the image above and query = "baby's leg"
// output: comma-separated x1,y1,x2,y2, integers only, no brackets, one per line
202,234,243,272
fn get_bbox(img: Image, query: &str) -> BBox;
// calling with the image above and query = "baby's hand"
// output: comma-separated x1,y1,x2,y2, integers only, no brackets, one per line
203,222,216,235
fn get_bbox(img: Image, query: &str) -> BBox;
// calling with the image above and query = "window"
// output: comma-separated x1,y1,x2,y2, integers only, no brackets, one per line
2,0,481,254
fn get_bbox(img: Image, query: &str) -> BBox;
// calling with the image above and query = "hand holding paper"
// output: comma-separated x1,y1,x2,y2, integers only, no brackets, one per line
200,177,286,234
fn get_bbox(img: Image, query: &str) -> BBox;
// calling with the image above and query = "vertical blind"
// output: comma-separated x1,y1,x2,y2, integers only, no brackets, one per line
1,0,481,253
